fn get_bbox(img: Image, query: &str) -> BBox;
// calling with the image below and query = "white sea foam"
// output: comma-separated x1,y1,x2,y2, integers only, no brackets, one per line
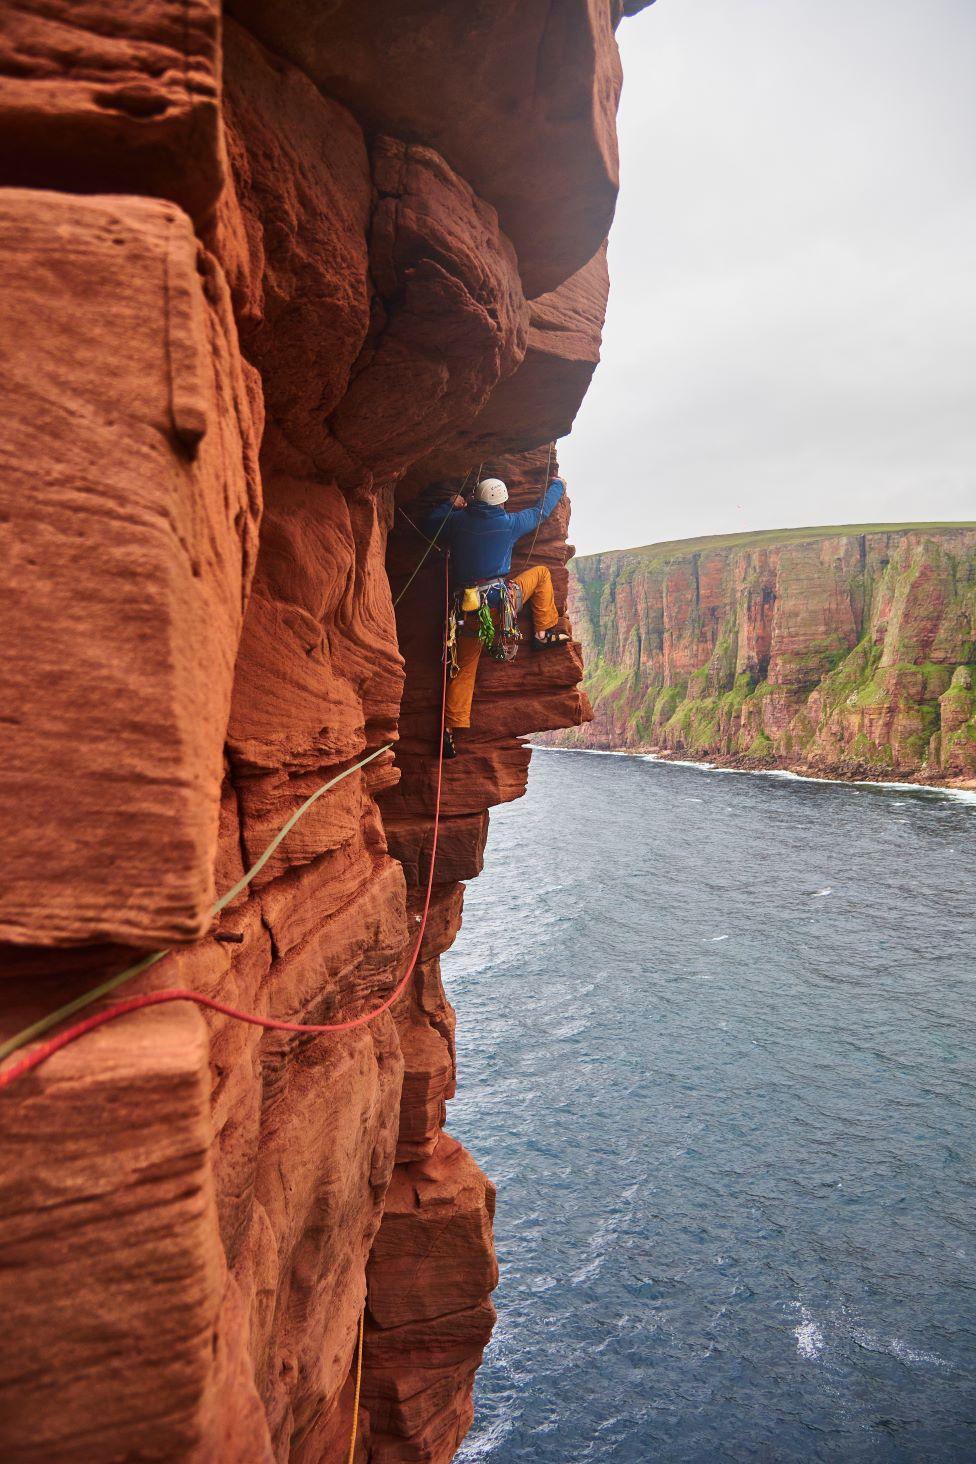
706,934,729,942
850,1326,951,1369
793,1308,825,1360
643,753,716,770
890,1339,950,1368
533,744,976,803
810,888,833,898
878,780,976,805
455,1411,515,1461
635,750,976,804
570,1253,605,1285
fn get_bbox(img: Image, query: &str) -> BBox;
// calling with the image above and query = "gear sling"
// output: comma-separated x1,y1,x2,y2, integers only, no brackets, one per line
445,564,561,729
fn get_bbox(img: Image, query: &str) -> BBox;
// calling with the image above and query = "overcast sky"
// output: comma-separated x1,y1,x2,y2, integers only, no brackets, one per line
561,0,976,556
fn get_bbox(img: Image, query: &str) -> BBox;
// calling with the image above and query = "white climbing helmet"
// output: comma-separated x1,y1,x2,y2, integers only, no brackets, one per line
474,477,508,506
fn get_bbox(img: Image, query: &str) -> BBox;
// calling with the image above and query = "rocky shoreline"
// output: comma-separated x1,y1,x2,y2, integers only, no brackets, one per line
541,741,976,794
648,747,976,791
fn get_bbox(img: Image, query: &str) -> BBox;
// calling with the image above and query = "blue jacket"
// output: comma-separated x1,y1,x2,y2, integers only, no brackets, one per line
421,478,565,587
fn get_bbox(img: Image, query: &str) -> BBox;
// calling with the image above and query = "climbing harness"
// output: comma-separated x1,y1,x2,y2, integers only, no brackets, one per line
0,558,452,1090
449,576,523,667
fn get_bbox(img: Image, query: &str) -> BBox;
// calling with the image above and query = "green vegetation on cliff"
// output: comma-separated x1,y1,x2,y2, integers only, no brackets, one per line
623,522,976,565
557,523,976,781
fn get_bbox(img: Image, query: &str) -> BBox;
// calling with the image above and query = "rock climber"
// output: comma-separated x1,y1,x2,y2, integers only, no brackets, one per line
421,475,570,758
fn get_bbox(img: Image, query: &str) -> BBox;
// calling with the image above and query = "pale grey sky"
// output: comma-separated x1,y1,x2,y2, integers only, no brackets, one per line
561,0,976,555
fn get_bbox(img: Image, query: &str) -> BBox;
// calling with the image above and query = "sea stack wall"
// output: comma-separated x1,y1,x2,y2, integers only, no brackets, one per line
0,3,651,1458
555,528,976,781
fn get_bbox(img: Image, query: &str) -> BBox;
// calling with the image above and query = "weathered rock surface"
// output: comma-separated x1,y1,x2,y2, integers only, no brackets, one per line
226,0,629,297
0,0,225,221
363,1139,498,1461
552,525,976,781
0,1006,235,1462
421,246,610,473
0,187,261,947
0,0,638,1457
217,18,374,473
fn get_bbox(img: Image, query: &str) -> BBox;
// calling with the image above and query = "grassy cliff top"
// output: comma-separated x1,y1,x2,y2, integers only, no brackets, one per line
575,522,976,569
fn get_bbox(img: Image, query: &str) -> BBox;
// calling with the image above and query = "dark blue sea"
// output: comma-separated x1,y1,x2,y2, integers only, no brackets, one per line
447,749,976,1462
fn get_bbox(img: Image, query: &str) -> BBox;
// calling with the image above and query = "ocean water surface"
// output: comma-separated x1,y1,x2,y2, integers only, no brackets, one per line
447,749,976,1462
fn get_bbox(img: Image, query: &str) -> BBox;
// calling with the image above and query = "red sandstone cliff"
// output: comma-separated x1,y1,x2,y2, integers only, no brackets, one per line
554,525,976,783
0,2,649,1458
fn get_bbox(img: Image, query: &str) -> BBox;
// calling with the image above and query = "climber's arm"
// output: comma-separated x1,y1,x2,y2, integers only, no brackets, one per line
507,477,566,541
418,495,465,542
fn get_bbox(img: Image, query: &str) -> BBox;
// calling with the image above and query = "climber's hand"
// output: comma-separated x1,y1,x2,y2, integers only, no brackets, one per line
452,494,466,509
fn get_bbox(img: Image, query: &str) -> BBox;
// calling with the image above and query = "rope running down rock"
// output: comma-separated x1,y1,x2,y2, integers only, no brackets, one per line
0,556,452,1089
392,463,479,606
347,1308,365,1463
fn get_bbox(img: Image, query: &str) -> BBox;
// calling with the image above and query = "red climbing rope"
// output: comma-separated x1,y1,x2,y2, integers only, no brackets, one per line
0,559,451,1093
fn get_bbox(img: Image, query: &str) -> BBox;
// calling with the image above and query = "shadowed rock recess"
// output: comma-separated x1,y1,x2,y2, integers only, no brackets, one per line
549,526,976,782
0,2,651,1459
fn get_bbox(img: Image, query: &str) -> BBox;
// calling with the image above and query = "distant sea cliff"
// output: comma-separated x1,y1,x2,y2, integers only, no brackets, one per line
548,524,976,785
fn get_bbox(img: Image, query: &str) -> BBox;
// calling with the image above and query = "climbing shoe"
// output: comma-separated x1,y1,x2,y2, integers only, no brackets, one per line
442,729,457,759
532,628,571,650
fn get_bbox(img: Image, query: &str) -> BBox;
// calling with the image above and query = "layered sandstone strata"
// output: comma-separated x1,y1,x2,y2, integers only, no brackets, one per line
0,1,653,1458
553,525,976,782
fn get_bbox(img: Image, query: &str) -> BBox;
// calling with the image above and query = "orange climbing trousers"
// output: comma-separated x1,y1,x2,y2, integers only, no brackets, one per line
446,564,560,730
